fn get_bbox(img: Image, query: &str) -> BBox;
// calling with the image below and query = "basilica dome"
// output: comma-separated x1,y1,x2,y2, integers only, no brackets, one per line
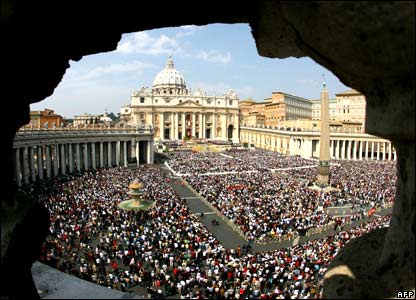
152,56,186,91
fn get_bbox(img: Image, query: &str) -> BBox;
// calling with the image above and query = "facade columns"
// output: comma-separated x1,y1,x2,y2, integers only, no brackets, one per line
91,142,96,169
365,141,369,160
136,141,140,166
124,141,128,167
160,113,164,140
359,141,363,160
53,145,59,176
212,113,216,139
340,140,345,159
107,142,112,167
147,141,151,164
37,146,43,180
353,141,357,160
83,143,89,170
174,113,179,140
15,148,21,185
60,144,66,174
335,140,339,159
181,113,186,139
198,113,202,138
46,145,52,178
222,114,227,140
382,142,387,160
192,113,196,137
99,142,104,167
68,144,74,173
330,140,334,158
30,147,36,182
347,140,351,160
116,141,121,166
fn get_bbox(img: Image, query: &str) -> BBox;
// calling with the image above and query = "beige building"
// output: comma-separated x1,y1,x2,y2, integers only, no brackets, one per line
311,98,337,121
335,89,366,132
121,57,240,142
239,92,312,128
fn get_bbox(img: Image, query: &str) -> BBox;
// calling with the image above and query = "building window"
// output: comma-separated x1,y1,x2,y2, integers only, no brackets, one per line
179,100,182,103
140,113,145,120
140,97,145,103
165,99,170,103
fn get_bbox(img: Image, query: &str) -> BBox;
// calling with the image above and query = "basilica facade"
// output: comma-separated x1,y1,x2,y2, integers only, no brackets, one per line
120,57,240,143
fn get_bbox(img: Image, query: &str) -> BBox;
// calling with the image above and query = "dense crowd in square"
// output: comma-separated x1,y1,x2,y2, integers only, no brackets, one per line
18,149,395,298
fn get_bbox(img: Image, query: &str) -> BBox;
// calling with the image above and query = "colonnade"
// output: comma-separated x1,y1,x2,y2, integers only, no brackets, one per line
240,128,396,161
13,129,154,186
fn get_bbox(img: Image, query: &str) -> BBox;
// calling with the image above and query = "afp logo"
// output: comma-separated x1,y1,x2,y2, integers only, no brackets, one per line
397,291,415,299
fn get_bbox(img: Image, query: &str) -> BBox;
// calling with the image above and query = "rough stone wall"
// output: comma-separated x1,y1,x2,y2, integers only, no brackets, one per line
2,1,414,298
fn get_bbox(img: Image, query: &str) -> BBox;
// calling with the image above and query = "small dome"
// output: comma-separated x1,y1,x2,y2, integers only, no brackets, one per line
152,56,186,90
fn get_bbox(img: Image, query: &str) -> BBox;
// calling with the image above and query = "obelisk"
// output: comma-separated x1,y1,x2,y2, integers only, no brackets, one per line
317,78,330,185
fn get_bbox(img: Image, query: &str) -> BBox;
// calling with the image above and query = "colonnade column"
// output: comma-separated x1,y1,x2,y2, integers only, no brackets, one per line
53,145,59,176
107,142,112,167
37,146,43,180
116,141,120,166
46,145,52,178
370,142,374,160
340,140,345,159
376,142,380,160
30,147,36,182
60,144,66,174
389,142,392,161
22,147,29,184
124,141,128,167
75,144,80,172
15,148,21,185
365,141,369,160
382,142,387,160
83,143,89,170
68,144,73,173
91,142,96,169
99,142,104,167
359,141,363,160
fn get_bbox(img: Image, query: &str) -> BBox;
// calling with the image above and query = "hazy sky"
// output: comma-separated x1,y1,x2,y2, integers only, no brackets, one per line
31,23,349,118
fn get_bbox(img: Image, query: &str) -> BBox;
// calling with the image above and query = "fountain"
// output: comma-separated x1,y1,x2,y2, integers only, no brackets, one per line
118,179,155,211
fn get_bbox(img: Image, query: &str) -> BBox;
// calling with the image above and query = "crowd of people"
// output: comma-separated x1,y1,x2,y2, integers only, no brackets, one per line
166,149,315,175
17,148,396,299
168,150,396,242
